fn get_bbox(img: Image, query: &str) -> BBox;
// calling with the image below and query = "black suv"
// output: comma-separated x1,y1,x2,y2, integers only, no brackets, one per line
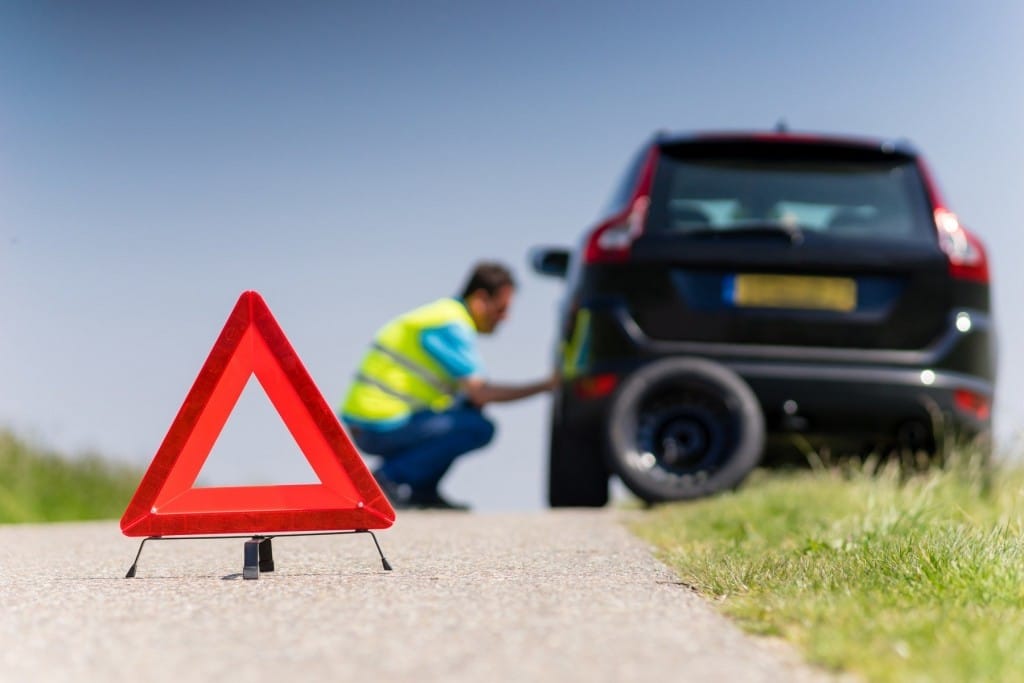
532,131,995,506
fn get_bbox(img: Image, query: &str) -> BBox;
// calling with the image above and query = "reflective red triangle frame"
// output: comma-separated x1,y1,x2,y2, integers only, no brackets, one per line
120,291,395,537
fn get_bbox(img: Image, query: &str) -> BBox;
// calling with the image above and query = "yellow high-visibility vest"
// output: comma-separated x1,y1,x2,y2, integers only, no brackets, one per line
341,298,476,424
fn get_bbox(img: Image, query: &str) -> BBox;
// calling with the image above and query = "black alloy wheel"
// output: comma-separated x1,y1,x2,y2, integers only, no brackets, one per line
607,357,764,503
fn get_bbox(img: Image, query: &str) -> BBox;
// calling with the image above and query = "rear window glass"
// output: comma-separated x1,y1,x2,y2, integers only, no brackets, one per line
647,144,935,242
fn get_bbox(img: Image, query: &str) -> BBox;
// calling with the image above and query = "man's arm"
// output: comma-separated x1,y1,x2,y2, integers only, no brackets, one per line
460,374,557,407
420,321,556,406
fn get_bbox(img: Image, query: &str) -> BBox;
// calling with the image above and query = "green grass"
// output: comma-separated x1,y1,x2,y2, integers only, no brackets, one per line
0,429,142,523
633,452,1024,682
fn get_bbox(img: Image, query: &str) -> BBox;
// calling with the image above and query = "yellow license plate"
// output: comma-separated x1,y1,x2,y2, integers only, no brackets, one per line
732,274,857,312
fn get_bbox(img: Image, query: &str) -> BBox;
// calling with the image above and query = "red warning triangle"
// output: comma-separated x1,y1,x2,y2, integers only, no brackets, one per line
120,291,395,537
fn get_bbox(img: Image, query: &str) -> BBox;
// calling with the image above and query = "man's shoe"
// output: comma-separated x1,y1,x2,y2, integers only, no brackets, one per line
372,471,470,511
372,471,415,510
407,490,471,511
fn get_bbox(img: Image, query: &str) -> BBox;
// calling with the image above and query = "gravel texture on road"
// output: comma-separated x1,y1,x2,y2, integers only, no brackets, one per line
0,510,837,682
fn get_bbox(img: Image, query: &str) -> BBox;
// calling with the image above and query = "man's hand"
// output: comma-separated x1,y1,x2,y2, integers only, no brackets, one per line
460,374,557,407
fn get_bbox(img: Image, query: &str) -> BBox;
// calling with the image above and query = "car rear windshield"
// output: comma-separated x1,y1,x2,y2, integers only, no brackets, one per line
647,142,936,242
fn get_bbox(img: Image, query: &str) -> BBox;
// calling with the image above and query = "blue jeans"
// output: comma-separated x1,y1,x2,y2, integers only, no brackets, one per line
346,405,495,494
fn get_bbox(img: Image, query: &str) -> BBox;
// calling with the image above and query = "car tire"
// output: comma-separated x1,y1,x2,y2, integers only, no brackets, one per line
548,419,609,508
607,357,764,503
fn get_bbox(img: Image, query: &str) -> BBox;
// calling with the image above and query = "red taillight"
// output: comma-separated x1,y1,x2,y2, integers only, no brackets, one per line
918,158,990,285
934,208,990,284
583,145,659,265
573,373,619,399
954,388,991,421
583,197,649,264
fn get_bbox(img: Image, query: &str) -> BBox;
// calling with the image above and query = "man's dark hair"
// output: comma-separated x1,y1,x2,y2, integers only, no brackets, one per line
459,261,516,299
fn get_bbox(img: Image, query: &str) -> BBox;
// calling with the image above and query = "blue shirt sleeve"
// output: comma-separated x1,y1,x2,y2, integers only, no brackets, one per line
420,323,483,379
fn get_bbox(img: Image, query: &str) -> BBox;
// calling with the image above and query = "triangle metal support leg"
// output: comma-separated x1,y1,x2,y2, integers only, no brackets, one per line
259,537,275,572
241,536,277,579
363,529,392,571
125,537,155,578
243,537,262,579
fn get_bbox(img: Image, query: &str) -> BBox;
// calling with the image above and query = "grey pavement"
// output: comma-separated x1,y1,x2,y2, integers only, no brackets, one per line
0,511,837,682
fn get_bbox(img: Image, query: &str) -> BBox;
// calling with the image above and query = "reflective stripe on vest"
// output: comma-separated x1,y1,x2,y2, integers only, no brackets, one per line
353,372,430,410
370,341,457,396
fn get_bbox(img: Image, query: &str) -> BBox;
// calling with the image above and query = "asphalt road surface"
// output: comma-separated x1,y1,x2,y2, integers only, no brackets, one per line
0,510,836,682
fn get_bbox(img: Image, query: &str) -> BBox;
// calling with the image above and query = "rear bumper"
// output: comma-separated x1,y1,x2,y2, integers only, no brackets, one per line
557,304,994,443
608,305,996,381
732,362,991,438
561,363,991,439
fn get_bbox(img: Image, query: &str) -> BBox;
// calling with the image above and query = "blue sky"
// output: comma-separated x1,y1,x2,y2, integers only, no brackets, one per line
2,1,1022,510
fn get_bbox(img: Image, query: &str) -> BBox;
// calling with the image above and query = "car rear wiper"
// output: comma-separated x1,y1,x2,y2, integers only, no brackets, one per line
680,222,806,245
